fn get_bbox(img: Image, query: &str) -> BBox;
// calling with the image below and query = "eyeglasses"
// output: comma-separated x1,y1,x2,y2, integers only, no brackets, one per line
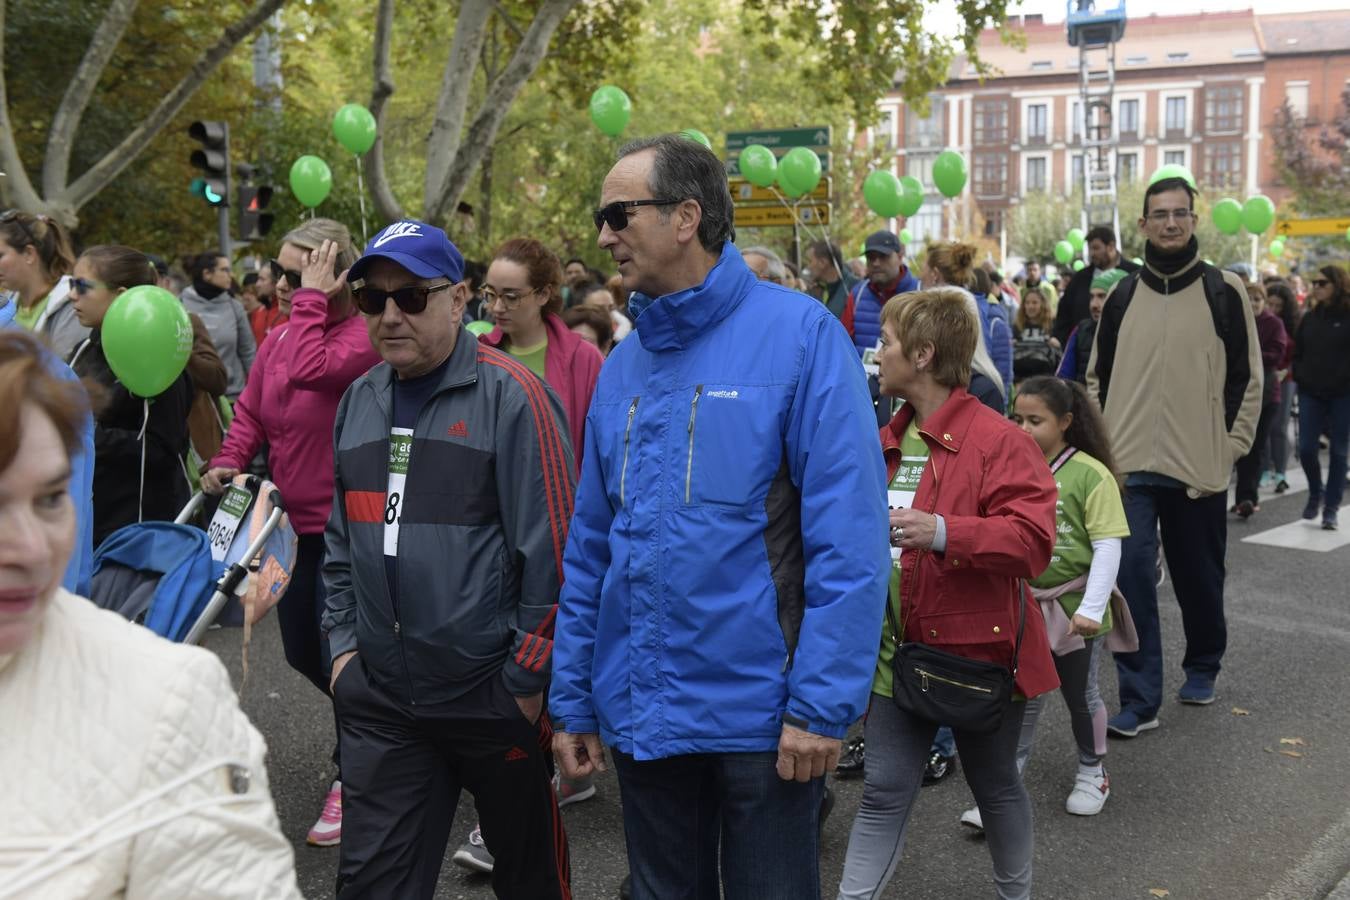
481,286,539,310
1145,208,1195,224
1311,278,1330,288
0,209,39,248
70,277,109,296
592,198,684,233
281,268,303,289
352,280,453,316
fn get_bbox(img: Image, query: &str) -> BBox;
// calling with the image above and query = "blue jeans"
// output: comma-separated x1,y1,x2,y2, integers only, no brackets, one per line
1298,391,1350,514
611,748,825,900
1114,483,1228,719
931,726,955,757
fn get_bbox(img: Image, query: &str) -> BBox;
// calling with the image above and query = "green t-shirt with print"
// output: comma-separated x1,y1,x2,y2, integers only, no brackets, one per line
1029,450,1129,630
873,421,929,698
506,336,548,379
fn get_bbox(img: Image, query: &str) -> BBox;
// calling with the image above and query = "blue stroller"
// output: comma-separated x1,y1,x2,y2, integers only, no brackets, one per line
90,475,296,645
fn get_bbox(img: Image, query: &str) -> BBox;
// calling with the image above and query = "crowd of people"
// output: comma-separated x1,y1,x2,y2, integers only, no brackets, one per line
1,132,1348,900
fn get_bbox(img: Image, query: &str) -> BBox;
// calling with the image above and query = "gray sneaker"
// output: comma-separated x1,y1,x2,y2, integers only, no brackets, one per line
451,824,494,873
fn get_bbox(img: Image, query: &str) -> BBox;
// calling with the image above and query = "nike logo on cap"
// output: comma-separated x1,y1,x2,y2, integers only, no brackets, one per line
373,222,422,248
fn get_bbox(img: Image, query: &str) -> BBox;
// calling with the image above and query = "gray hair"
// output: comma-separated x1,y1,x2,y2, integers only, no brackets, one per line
742,246,787,283
617,134,735,253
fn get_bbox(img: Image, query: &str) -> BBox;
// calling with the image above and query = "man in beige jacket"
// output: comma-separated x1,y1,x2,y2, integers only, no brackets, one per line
1088,176,1262,737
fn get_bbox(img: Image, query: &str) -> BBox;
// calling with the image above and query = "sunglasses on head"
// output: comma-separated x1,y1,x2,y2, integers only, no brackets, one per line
592,198,683,233
352,281,454,316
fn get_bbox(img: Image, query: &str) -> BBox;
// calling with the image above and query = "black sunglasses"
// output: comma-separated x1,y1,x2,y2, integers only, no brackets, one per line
592,198,684,233
282,268,303,289
353,281,454,316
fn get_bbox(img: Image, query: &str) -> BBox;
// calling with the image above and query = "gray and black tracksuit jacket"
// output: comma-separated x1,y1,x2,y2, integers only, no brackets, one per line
322,328,575,705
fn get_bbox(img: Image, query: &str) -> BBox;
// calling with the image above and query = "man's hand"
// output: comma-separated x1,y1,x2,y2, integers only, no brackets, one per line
553,731,607,780
776,724,842,783
514,692,543,724
329,651,356,694
890,508,938,552
201,466,240,495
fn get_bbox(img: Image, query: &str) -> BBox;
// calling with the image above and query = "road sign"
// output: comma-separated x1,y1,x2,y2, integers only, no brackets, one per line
1274,217,1350,237
729,176,831,203
726,150,830,178
733,203,831,228
726,127,831,151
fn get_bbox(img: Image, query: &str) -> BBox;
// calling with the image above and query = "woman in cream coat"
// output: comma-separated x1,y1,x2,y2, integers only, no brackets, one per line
0,328,300,899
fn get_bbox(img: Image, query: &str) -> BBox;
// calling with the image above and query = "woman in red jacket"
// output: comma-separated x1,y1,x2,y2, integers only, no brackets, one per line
837,287,1059,900
201,218,381,849
477,238,604,472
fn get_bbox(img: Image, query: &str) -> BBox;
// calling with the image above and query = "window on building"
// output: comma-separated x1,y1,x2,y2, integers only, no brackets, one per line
873,110,894,150
1203,142,1242,188
1030,60,1053,71
1163,149,1186,167
974,152,1007,197
1165,97,1188,134
1026,157,1048,193
1285,82,1309,119
974,99,1009,145
1125,54,1149,65
1167,51,1191,63
907,153,935,186
983,209,1005,239
907,208,943,243
906,100,944,149
1070,100,1082,142
1118,99,1139,138
1117,152,1138,183
1205,84,1243,133
1026,103,1048,144
1070,154,1084,191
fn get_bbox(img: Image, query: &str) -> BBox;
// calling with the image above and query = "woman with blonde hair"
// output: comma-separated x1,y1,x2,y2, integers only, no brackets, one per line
924,240,1013,390
202,217,381,846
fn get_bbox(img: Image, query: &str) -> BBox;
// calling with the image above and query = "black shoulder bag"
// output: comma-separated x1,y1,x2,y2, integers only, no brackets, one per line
886,580,1026,735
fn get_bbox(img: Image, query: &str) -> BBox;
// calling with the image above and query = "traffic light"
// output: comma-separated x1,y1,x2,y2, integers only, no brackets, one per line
188,120,230,206
237,184,275,242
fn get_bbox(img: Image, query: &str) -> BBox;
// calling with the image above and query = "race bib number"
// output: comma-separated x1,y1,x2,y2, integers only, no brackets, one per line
207,483,253,562
384,428,413,556
888,455,925,564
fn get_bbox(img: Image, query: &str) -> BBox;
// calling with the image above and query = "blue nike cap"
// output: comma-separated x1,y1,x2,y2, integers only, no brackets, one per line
348,219,464,284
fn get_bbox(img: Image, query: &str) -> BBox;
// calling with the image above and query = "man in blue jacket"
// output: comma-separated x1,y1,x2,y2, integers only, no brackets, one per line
550,134,890,899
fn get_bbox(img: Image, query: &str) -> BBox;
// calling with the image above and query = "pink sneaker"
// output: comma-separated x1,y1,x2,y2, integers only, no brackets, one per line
307,780,342,846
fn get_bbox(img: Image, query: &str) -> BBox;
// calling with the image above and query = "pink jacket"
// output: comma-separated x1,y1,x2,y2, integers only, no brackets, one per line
479,311,603,471
211,289,381,534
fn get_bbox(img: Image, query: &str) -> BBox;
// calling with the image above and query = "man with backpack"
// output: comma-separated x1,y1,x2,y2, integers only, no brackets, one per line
1088,176,1262,738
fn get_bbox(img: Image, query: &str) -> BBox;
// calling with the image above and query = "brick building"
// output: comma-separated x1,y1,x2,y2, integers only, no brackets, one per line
873,7,1350,244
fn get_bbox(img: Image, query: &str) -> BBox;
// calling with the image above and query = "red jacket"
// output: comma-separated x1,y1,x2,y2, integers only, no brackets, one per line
882,387,1060,699
479,311,603,473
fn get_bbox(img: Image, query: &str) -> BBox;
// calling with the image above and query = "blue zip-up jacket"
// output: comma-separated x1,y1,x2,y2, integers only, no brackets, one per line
848,268,919,356
974,291,1015,388
549,244,890,760
1,297,94,594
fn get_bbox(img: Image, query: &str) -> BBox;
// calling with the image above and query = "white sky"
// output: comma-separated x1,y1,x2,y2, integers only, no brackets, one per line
930,0,1343,35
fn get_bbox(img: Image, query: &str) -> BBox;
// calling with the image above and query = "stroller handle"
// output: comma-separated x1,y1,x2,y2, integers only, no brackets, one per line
176,474,287,525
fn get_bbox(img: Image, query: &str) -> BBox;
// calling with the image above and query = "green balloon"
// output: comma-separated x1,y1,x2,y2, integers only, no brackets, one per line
899,227,913,244
862,170,904,218
333,104,377,155
739,144,778,189
680,129,712,150
1242,195,1275,234
1148,163,1197,190
102,285,193,398
1212,197,1243,235
289,155,333,208
897,175,924,217
1053,240,1074,265
777,147,822,198
589,85,631,137
1269,239,1285,258
1067,227,1086,252
465,320,493,336
932,150,968,198
1073,259,1086,272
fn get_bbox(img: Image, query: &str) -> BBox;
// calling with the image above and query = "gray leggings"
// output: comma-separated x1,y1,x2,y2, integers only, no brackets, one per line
837,696,1032,900
1018,638,1107,771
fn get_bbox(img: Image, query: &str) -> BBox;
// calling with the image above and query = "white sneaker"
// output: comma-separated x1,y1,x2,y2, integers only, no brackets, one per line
1065,767,1110,816
451,824,494,873
959,805,984,831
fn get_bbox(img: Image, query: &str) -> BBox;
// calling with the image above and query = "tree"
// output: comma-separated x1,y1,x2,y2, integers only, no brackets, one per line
0,0,288,229
1270,85,1350,217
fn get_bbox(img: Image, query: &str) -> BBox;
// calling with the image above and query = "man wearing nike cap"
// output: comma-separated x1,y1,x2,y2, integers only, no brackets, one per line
321,219,575,898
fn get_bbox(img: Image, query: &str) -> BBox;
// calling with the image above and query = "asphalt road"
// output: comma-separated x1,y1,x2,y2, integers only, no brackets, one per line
203,470,1350,899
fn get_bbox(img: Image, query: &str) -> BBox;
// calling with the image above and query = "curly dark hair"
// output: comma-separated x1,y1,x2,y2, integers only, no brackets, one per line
1016,375,1123,491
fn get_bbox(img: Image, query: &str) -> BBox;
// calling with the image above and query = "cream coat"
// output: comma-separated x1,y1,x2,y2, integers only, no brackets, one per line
0,590,301,899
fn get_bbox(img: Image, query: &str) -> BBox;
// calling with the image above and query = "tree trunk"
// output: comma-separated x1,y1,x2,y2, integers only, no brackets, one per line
479,144,494,246
365,0,405,223
423,0,493,210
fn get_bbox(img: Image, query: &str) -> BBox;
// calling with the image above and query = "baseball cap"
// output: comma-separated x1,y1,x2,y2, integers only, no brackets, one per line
1091,268,1128,292
863,230,902,256
349,220,464,284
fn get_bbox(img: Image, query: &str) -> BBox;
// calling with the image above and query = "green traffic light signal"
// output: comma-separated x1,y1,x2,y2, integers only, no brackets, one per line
190,177,205,197
204,185,223,204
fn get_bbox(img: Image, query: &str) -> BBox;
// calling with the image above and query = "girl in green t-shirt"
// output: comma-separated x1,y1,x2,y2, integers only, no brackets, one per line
961,376,1128,831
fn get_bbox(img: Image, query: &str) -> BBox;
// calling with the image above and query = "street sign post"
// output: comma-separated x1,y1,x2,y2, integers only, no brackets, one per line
725,126,835,264
1274,217,1350,237
728,176,831,203
733,204,830,228
725,127,831,151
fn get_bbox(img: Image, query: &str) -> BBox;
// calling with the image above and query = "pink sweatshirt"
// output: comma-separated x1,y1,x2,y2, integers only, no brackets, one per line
211,288,381,534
